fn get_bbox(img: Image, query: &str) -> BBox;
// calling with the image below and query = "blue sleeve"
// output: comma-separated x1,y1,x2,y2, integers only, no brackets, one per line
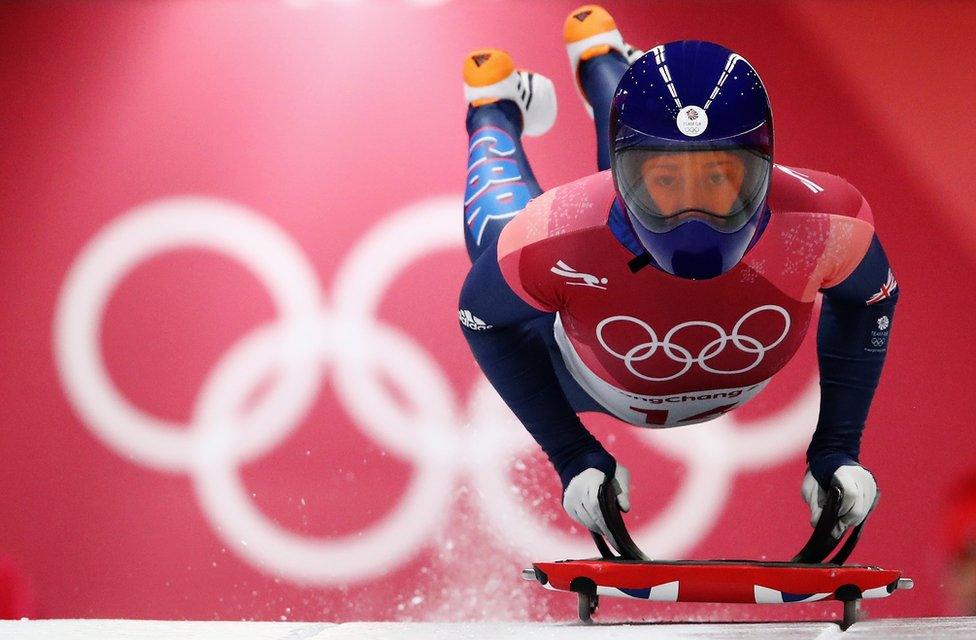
809,236,899,488
458,242,616,489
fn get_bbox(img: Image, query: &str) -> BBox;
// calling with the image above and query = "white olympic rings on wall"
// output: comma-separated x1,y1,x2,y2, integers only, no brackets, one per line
596,306,791,382
54,195,819,585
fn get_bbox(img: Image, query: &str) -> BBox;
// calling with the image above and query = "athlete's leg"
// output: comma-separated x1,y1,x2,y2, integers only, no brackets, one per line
563,6,642,170
464,102,542,262
460,50,606,415
465,104,607,415
580,53,630,171
462,49,556,263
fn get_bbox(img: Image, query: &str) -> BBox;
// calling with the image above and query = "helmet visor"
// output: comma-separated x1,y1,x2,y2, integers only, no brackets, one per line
613,147,771,233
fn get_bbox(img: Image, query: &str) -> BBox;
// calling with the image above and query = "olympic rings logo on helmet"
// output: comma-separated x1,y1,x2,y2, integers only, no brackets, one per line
596,306,791,382
54,195,818,586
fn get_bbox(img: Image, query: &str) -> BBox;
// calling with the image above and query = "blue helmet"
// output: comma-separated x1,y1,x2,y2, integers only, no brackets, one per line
610,41,773,279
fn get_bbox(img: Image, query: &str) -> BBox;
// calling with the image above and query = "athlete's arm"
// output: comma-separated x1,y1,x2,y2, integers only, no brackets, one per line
458,242,616,488
809,235,899,489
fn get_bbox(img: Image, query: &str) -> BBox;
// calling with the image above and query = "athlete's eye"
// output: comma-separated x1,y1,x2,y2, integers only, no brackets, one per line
707,173,727,186
654,175,676,187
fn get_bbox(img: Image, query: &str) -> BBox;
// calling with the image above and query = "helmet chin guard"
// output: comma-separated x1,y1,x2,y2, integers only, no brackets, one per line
626,204,770,280
610,41,774,279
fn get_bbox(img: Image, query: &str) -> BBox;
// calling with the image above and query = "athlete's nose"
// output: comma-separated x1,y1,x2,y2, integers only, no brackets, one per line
669,181,708,216
673,187,697,214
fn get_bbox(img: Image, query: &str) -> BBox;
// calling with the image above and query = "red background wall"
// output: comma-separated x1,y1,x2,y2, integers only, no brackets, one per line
0,0,973,622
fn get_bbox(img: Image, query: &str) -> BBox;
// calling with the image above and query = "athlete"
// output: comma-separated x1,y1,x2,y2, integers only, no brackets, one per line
458,6,898,546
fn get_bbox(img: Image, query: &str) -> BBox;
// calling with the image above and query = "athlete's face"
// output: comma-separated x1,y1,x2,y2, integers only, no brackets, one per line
640,150,747,217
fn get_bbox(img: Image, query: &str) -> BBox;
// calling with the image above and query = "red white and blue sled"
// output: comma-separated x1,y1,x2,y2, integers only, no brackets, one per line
522,482,913,629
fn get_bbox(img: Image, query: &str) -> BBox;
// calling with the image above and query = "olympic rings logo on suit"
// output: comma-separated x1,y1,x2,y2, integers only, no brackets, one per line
596,306,791,382
54,195,820,586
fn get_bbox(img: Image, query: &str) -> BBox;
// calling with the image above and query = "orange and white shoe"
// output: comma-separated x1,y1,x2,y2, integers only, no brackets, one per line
463,48,557,137
564,5,643,116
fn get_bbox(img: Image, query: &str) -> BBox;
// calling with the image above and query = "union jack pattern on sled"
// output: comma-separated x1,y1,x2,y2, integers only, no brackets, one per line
522,480,913,629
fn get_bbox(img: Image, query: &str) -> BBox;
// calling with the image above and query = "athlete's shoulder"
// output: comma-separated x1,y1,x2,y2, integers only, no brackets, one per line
497,170,615,262
752,166,880,302
818,214,877,288
495,171,616,312
769,164,873,224
757,209,876,300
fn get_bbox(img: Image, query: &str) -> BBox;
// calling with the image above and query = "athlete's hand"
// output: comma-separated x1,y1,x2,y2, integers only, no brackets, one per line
802,465,878,538
563,464,631,543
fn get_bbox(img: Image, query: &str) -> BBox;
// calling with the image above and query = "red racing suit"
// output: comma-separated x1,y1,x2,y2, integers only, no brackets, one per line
459,165,897,490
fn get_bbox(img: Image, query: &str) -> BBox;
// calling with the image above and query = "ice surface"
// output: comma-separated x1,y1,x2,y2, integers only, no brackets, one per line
0,620,332,640
2,618,975,640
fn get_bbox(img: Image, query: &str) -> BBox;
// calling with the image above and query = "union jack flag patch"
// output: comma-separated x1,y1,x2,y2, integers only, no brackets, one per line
866,269,898,305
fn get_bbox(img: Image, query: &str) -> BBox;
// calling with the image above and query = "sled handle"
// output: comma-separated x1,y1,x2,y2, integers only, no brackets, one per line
591,479,867,564
590,478,651,561
791,485,867,565
590,479,867,564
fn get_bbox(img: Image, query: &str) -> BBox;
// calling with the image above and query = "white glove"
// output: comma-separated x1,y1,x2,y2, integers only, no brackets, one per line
802,465,879,538
563,464,631,546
